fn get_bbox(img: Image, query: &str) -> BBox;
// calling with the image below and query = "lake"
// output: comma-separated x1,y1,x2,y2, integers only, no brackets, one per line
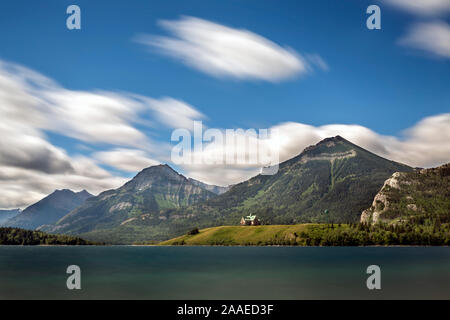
0,246,449,299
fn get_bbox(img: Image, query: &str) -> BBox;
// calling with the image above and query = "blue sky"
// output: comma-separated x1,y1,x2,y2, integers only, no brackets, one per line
0,0,449,208
1,0,448,131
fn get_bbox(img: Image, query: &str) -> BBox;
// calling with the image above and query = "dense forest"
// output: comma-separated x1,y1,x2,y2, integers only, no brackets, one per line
296,222,450,246
0,227,94,245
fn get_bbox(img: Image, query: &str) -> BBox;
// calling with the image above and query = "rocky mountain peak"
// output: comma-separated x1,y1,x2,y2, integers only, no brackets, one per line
122,164,187,192
53,189,74,195
76,189,94,200
137,164,181,177
301,135,350,154
281,136,356,168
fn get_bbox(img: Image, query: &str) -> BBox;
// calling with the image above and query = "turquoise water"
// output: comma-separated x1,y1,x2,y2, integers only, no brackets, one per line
0,246,449,299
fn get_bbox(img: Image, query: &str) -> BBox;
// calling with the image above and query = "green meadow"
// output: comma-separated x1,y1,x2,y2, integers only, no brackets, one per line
161,224,335,246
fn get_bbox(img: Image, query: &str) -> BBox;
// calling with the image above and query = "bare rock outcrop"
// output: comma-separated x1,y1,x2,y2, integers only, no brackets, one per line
360,172,403,224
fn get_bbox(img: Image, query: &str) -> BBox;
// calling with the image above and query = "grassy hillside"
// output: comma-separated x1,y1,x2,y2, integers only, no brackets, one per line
161,223,450,246
160,225,314,245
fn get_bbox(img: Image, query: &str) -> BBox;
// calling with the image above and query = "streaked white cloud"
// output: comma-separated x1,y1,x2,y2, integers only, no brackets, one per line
0,60,206,150
145,97,205,129
399,21,450,58
135,16,324,82
0,59,205,208
0,122,73,174
180,114,450,186
0,59,448,208
94,148,160,172
0,160,128,209
382,1,450,58
43,90,152,148
383,0,450,16
0,60,152,149
305,54,329,71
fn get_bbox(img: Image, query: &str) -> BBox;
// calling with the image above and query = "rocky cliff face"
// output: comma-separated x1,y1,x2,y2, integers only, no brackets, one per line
188,178,230,195
361,163,450,225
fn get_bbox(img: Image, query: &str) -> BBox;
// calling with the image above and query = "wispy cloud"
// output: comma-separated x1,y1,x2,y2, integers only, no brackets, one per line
0,60,153,149
399,21,450,58
0,59,448,207
146,97,205,130
0,160,128,209
383,0,450,16
0,59,205,208
381,1,450,58
135,16,325,82
94,148,160,172
181,114,450,186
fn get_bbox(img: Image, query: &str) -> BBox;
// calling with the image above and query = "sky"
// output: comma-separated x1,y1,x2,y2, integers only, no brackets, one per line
0,0,449,208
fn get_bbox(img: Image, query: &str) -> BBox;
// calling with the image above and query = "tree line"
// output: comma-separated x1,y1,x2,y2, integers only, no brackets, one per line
0,227,94,245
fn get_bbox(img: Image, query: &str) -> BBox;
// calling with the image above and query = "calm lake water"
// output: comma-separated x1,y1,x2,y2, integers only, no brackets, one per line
0,246,449,299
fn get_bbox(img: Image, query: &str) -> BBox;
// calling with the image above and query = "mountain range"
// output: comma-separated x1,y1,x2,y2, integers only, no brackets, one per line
1,135,447,245
37,135,416,243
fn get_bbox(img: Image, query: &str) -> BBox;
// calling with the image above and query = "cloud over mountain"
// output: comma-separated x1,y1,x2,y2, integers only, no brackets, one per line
180,114,450,186
94,148,160,172
0,59,448,207
0,60,202,208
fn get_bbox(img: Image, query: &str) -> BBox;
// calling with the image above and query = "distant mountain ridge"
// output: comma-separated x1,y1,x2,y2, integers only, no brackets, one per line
4,189,93,230
0,209,21,225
